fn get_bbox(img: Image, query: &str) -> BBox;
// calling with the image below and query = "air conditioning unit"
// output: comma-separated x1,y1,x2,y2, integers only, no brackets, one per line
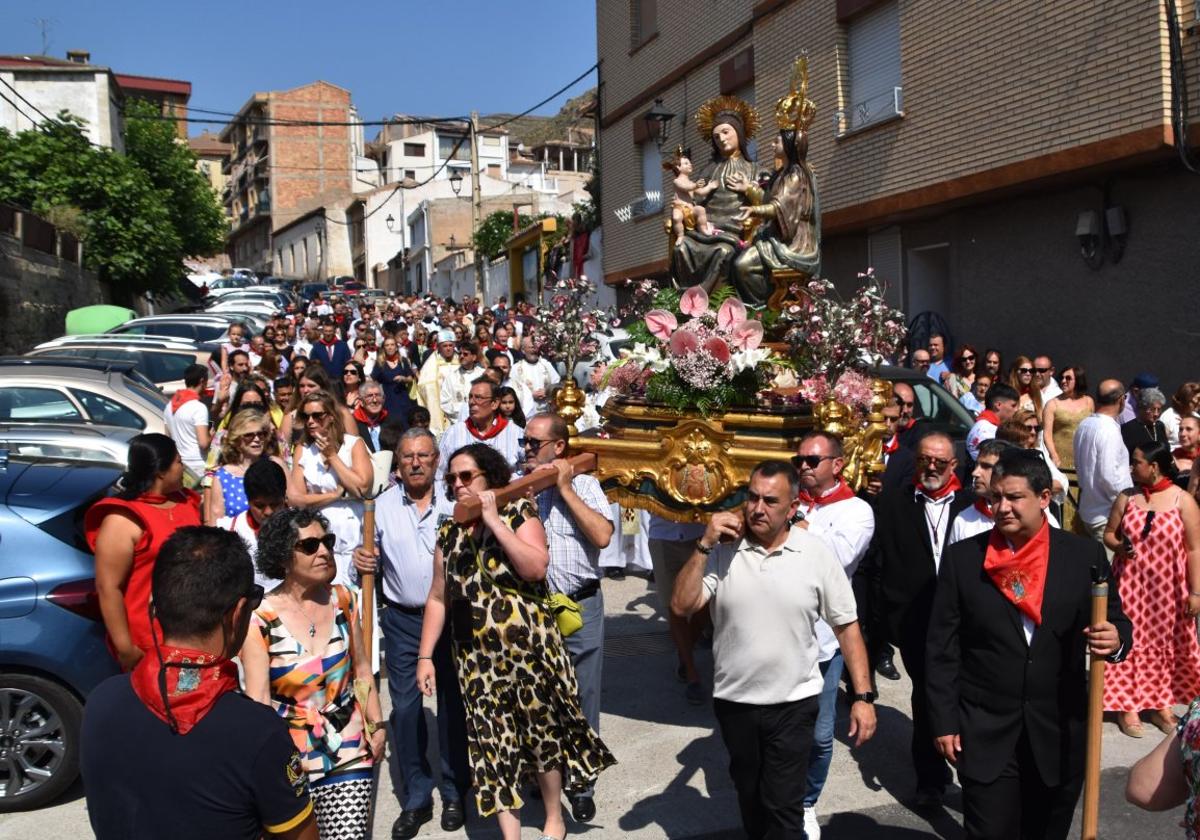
834,87,904,137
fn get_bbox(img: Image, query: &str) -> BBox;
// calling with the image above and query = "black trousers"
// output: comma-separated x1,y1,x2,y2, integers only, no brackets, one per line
713,695,819,840
960,728,1083,840
897,638,952,793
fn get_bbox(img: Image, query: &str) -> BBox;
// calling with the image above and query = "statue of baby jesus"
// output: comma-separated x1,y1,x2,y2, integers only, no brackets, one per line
663,149,718,245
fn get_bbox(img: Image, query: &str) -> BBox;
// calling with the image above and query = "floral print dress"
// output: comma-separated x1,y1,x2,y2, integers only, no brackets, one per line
437,497,615,816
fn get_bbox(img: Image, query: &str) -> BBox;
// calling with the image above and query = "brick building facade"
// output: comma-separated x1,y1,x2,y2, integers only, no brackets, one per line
597,0,1200,386
220,81,356,273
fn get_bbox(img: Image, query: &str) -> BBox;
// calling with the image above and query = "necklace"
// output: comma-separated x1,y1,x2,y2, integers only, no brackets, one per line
1144,422,1160,442
286,596,322,638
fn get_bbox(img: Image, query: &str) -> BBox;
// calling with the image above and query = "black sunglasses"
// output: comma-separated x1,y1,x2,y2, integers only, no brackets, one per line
246,584,265,611
792,454,836,469
295,534,337,555
1016,367,1034,374
519,437,557,452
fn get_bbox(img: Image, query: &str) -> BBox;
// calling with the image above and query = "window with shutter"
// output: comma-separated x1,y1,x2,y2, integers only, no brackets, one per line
841,0,903,135
638,140,663,216
631,0,658,50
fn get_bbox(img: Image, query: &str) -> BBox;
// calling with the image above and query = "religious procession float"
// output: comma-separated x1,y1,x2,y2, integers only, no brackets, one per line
541,57,908,521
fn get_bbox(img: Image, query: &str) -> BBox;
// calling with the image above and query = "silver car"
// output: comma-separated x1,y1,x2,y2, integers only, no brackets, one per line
0,358,169,434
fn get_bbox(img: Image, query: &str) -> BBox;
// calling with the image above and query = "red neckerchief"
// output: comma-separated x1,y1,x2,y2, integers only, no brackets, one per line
915,472,963,501
797,478,856,508
244,510,262,534
883,434,899,454
353,405,387,427
467,414,508,441
169,389,200,412
983,518,1050,625
1140,477,1175,500
977,409,1001,427
974,498,993,519
320,338,337,347
130,644,239,735
1174,446,1199,460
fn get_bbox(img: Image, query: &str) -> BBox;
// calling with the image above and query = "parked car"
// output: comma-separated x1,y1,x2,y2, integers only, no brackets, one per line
339,281,366,296
0,451,123,810
107,313,267,341
214,289,294,310
358,288,389,303
0,358,168,433
0,423,140,468
204,276,254,297
204,299,280,319
871,364,974,439
28,335,218,396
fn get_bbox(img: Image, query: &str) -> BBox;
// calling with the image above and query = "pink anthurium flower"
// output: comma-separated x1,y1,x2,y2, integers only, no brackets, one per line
679,286,710,317
716,297,747,331
731,319,764,350
645,309,678,341
669,329,700,357
704,336,732,364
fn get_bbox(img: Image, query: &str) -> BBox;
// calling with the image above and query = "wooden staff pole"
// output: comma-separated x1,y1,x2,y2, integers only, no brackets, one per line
360,498,376,663
453,453,597,523
1081,573,1109,840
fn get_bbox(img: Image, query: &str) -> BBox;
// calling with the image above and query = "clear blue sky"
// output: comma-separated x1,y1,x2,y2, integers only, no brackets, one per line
0,0,597,136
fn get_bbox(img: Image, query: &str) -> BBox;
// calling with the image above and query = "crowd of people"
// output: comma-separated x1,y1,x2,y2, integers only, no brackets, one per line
75,291,1200,840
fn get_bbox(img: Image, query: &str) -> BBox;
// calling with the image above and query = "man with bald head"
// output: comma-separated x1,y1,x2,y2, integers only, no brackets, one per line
1073,379,1132,548
871,430,976,807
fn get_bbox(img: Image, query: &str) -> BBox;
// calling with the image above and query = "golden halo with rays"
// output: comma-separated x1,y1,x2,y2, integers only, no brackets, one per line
694,95,759,142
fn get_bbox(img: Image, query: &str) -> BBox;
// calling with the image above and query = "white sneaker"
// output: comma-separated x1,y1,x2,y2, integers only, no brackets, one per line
803,806,821,840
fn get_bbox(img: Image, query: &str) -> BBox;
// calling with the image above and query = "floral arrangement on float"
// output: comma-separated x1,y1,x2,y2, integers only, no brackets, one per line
595,282,781,414
530,273,612,375
768,268,908,420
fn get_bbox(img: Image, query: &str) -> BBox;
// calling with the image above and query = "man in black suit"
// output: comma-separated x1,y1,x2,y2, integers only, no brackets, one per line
926,449,1131,840
873,430,975,805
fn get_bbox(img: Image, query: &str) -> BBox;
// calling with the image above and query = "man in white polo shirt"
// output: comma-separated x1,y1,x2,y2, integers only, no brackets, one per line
672,459,877,839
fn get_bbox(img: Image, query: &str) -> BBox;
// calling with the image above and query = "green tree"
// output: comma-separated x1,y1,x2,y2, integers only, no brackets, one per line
472,209,535,261
124,99,225,260
0,106,224,297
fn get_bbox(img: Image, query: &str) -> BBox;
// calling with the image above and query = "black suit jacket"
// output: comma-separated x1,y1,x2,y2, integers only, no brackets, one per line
873,485,976,647
925,529,1132,786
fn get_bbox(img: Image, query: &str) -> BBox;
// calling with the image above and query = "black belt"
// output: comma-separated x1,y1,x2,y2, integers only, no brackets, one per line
382,595,424,615
567,579,600,602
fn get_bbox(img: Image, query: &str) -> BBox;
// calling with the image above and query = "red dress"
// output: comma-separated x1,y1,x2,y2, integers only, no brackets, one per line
84,490,202,661
1104,495,1200,711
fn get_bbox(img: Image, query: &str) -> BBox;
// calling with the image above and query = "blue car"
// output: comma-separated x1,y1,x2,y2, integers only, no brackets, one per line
0,451,121,811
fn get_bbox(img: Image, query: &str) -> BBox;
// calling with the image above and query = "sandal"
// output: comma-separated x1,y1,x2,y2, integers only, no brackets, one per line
1152,711,1179,735
1117,715,1145,738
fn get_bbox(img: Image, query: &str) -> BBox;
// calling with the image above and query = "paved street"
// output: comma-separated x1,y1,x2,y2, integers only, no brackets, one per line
0,573,1185,839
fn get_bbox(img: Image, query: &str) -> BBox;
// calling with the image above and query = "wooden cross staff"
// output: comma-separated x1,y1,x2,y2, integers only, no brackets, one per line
453,453,597,523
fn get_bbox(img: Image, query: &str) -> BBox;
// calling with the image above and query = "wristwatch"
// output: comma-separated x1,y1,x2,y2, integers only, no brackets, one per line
364,719,383,735
851,691,877,704
695,539,715,555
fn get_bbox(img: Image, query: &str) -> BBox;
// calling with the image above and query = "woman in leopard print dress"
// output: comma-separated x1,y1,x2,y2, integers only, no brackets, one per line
416,443,614,840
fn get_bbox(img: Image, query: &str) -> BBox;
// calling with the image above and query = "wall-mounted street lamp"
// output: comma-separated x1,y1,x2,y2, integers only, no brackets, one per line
642,98,676,151
385,214,396,232
448,169,464,197
1075,206,1128,270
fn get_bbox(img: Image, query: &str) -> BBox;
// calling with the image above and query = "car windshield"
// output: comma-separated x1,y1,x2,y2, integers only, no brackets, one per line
121,375,168,408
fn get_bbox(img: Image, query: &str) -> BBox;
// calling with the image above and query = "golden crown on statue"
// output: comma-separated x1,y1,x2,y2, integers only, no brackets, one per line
776,54,816,132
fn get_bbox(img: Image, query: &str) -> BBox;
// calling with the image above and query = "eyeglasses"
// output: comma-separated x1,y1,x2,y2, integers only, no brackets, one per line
343,370,360,377
240,429,270,441
520,437,557,452
294,533,337,555
354,343,366,350
792,454,836,469
1016,367,1034,374
1034,367,1051,374
916,455,953,471
363,392,383,400
301,411,328,421
447,469,484,486
960,354,976,361
467,394,495,403
1023,424,1042,433
894,398,915,408
399,451,436,461
246,583,265,611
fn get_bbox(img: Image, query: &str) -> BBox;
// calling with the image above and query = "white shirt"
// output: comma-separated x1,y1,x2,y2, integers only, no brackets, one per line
511,357,560,415
435,416,523,481
702,527,858,705
916,488,957,571
966,417,998,461
1074,414,1132,527
216,510,279,590
163,397,209,472
799,491,875,661
1041,379,1063,404
439,365,486,423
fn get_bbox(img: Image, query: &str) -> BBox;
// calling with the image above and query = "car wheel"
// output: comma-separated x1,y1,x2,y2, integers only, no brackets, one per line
0,674,82,812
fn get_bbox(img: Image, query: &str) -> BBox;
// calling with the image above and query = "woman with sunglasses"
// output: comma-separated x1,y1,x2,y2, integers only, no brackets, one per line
416,443,613,840
1103,441,1200,738
372,335,416,422
996,410,1069,506
203,409,285,526
1041,365,1093,531
339,361,367,411
1007,355,1043,417
288,391,372,586
351,335,375,378
242,508,385,839
203,380,281,472
943,344,978,400
278,366,356,451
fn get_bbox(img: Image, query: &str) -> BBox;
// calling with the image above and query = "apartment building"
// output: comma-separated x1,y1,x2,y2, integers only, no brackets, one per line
219,80,358,273
598,0,1200,385
0,52,125,151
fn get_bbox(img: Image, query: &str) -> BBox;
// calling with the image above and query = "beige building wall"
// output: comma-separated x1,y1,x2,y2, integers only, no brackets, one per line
597,0,1199,284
